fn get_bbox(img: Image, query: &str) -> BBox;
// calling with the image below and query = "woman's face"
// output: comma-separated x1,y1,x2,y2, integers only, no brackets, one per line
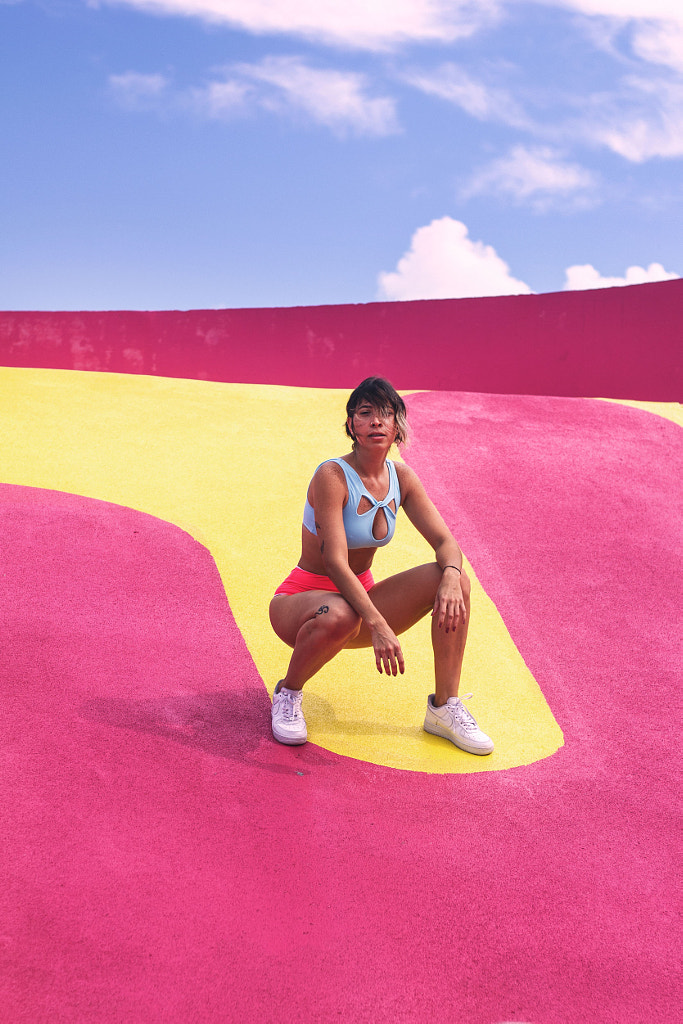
348,402,396,446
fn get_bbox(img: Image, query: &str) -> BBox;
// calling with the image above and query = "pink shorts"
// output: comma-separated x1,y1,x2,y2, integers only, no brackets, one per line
274,566,375,596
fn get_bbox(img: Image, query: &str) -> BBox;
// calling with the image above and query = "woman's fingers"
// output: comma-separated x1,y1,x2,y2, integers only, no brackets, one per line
378,648,402,675
384,655,403,675
374,633,405,675
394,644,405,675
432,597,455,630
432,594,466,632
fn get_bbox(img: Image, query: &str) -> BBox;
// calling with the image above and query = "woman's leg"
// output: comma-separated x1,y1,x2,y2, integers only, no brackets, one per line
347,563,471,703
270,567,489,754
269,591,362,690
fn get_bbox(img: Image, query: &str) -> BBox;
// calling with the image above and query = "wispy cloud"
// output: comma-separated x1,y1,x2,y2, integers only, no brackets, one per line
585,76,683,160
549,1,682,23
101,0,501,51
541,2,683,75
564,261,679,289
102,0,683,60
462,145,598,209
185,78,251,118
402,62,529,128
377,217,532,300
398,19,683,166
631,19,683,72
232,56,399,136
108,71,171,111
104,2,683,161
109,58,399,136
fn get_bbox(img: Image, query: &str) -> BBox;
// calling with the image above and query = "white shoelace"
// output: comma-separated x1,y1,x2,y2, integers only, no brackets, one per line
447,694,477,731
280,690,303,721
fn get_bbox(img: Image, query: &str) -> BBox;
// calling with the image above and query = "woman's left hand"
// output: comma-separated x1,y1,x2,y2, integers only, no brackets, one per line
431,575,467,633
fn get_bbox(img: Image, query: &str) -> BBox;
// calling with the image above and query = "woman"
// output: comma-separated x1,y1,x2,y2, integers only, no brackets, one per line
269,377,493,755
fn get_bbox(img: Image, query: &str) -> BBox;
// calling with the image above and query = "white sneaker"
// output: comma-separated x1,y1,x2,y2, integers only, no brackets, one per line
423,694,494,755
271,682,307,745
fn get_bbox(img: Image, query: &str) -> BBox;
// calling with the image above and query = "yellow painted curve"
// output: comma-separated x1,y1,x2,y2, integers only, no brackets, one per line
0,366,570,773
596,396,683,427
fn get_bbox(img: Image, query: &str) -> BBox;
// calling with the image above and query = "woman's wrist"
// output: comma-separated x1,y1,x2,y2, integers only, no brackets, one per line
365,611,388,632
443,564,462,575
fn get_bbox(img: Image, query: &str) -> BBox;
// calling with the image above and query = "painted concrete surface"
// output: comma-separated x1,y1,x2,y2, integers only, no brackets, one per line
1,276,682,398
1,365,680,1023
0,369,562,773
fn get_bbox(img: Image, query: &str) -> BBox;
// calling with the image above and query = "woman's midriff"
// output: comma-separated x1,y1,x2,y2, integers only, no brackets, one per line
299,528,375,577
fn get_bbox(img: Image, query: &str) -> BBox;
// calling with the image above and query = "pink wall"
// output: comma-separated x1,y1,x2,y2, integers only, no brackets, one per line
1,278,680,399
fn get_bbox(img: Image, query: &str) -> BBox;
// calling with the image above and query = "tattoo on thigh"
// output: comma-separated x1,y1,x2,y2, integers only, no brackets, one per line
316,605,329,616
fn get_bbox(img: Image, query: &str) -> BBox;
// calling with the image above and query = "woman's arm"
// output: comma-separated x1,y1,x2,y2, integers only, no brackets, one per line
312,462,405,675
396,462,467,633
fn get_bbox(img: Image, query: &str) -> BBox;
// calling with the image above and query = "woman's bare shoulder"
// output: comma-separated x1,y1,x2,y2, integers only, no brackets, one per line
313,459,347,482
393,460,422,491
310,459,348,499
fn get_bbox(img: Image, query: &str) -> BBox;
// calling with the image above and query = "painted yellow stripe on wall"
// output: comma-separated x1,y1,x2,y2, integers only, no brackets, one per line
1,367,567,773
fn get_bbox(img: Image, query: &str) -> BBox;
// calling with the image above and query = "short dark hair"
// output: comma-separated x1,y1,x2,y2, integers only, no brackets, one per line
345,377,409,447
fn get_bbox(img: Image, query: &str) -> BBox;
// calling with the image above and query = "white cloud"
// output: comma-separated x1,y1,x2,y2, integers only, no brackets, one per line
563,261,679,289
186,79,251,118
108,71,170,110
590,77,683,160
102,0,501,51
397,8,683,166
235,56,399,136
106,5,683,161
110,58,398,136
462,145,597,207
377,217,532,300
402,62,528,127
547,1,682,21
519,7,683,162
632,21,683,72
539,3,683,71
102,0,683,55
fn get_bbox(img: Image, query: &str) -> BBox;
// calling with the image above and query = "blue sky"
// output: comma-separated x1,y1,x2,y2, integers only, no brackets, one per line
1,0,681,309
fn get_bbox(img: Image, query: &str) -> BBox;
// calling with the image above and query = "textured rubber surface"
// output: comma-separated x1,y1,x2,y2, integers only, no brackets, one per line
0,365,680,1022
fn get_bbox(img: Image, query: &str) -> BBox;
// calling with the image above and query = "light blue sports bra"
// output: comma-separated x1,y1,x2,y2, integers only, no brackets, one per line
303,458,401,549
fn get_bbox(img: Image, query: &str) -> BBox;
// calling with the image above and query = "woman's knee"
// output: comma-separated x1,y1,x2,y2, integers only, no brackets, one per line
307,600,361,644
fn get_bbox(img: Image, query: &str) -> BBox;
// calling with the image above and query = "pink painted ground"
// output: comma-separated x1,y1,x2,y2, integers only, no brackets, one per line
2,389,680,1023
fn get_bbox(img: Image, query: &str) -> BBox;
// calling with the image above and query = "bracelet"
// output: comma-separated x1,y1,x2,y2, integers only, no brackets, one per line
443,564,462,574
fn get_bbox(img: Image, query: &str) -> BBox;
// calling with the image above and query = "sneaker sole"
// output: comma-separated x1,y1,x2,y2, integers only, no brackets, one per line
272,725,308,746
423,719,494,756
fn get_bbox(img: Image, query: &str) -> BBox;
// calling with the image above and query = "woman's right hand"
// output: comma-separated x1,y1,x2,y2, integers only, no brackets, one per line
371,620,405,676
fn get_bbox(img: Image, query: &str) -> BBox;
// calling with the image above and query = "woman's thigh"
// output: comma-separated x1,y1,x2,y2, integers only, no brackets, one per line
345,562,442,649
269,591,358,648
